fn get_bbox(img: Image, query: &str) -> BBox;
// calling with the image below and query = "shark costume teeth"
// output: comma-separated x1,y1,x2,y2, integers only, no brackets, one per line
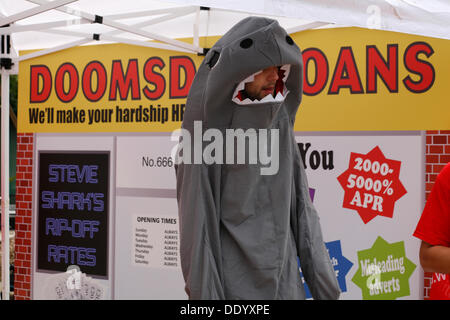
232,64,291,105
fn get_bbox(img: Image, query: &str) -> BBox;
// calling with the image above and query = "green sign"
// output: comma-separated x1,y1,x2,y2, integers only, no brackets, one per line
352,236,416,299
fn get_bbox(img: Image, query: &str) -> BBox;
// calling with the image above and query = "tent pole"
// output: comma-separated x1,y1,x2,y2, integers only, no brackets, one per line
106,9,197,36
17,38,92,62
0,18,90,35
105,6,195,20
17,7,200,62
0,7,195,36
27,0,203,53
1,69,10,300
193,7,200,48
0,0,78,26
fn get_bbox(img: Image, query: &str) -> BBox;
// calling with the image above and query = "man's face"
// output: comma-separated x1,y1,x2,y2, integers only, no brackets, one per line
244,66,279,100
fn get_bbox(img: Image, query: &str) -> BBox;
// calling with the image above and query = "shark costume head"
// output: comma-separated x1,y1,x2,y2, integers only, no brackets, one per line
182,16,302,130
176,17,340,300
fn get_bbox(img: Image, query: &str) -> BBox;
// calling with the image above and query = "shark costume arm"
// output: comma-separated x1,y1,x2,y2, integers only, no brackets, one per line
176,162,225,299
291,146,341,300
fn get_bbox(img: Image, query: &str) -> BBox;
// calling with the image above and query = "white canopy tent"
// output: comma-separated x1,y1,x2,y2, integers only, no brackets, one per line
0,0,449,300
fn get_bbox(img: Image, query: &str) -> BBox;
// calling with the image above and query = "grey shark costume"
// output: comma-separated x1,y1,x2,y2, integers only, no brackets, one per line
175,17,340,300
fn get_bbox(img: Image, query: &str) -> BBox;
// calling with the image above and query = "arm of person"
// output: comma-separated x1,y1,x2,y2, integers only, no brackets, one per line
419,241,450,274
414,163,450,275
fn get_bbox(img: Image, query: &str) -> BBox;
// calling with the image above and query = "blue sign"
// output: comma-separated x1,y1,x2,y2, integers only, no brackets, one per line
298,240,353,298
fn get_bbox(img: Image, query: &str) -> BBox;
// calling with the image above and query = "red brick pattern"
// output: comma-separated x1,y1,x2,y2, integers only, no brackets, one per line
423,130,450,299
14,133,34,300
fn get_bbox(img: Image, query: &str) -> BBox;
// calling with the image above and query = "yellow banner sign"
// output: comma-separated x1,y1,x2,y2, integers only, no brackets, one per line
293,27,449,131
18,27,450,133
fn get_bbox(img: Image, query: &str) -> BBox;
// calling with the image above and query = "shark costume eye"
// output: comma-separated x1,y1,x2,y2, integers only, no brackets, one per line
207,51,220,68
286,36,294,45
240,38,253,49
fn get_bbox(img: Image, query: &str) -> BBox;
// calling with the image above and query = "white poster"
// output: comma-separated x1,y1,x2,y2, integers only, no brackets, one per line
132,214,180,269
115,134,186,299
116,135,177,190
295,132,424,300
115,196,186,299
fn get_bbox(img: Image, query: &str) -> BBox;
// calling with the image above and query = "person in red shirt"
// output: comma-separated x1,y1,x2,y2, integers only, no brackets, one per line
413,162,450,299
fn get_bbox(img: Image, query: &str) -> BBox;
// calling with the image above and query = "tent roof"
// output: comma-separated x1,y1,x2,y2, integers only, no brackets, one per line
1,0,315,50
0,0,449,74
168,0,450,40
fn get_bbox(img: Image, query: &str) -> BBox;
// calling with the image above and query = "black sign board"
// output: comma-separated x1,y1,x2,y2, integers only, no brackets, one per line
37,152,109,278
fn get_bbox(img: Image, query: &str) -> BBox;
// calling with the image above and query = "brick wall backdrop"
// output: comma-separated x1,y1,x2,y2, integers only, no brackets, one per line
11,130,450,300
423,130,450,299
14,132,33,300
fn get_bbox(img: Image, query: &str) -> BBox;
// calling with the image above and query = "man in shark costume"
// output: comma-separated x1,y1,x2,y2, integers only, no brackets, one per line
175,16,340,300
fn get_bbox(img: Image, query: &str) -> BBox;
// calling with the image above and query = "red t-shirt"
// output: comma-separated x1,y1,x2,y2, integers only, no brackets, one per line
413,162,450,246
414,162,450,299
